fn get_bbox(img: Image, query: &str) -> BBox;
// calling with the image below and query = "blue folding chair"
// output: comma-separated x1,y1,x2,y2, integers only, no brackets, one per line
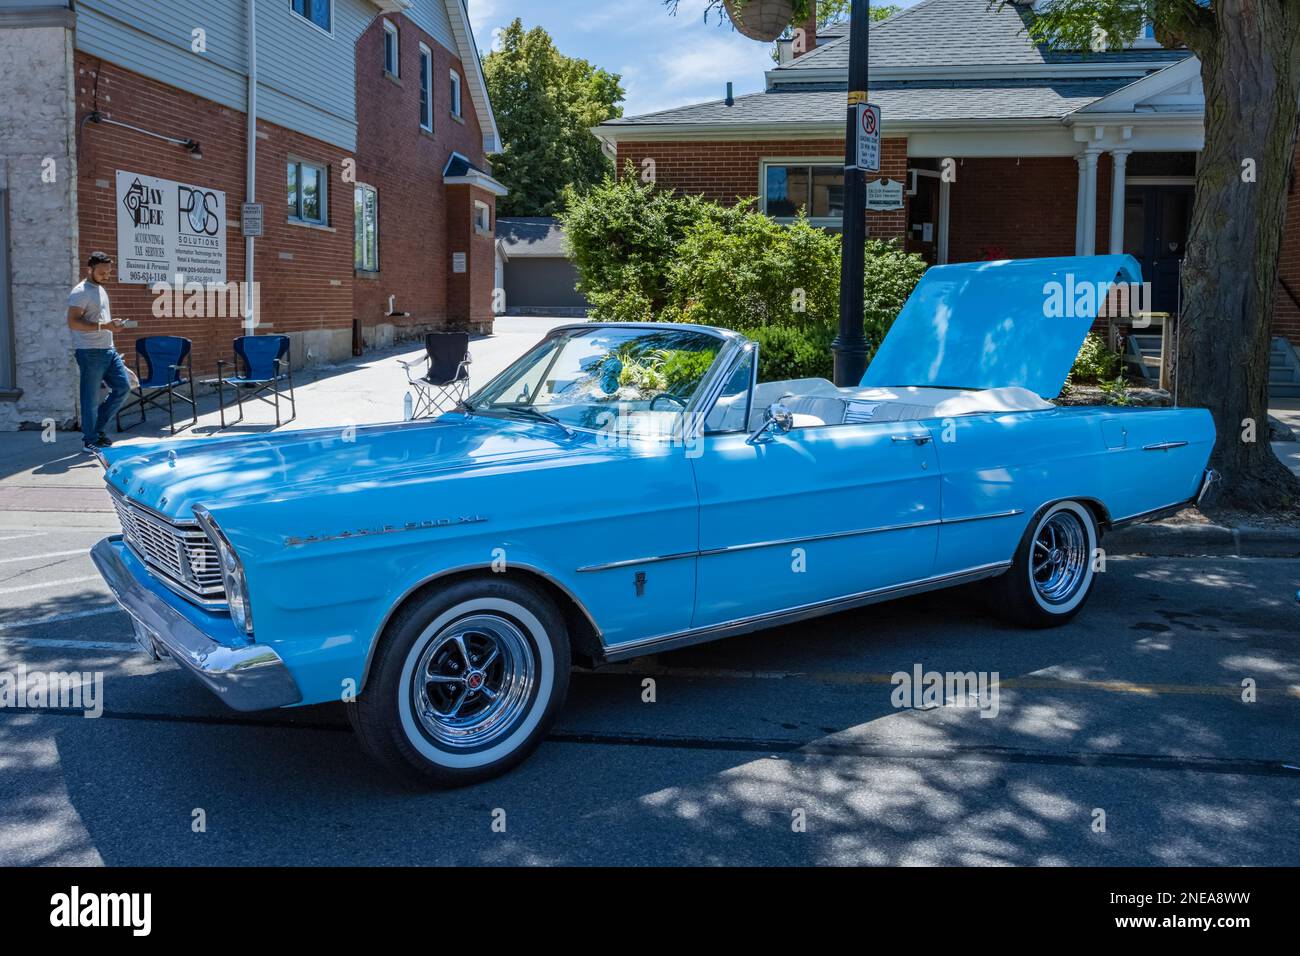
216,335,297,427
115,335,197,434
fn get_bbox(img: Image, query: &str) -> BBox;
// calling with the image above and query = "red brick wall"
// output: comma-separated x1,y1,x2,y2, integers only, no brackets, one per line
945,155,1111,263
354,14,494,334
75,53,353,377
1275,148,1300,344
445,184,497,328
614,137,910,240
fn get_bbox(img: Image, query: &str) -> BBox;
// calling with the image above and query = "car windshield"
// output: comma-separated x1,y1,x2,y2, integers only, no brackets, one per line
469,326,726,435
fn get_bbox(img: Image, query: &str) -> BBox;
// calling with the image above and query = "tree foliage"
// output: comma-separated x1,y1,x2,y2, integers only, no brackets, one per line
1007,0,1300,510
483,19,625,217
561,169,927,379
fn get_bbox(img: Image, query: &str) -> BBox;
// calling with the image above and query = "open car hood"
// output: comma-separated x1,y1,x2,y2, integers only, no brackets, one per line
861,255,1145,398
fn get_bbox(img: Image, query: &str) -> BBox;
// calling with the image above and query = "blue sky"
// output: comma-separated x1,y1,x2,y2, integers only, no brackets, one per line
467,0,922,119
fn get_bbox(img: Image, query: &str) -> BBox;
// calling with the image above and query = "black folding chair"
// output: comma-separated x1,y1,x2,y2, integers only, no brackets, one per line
115,335,197,434
216,334,297,427
398,332,471,418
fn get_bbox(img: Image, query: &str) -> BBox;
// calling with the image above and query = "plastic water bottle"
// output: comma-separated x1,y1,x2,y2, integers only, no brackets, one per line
403,392,413,422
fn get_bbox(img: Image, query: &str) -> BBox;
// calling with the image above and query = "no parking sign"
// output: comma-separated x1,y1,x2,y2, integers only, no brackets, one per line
855,103,881,172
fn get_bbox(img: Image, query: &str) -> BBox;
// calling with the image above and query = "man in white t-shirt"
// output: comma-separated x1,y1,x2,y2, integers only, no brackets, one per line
67,251,129,452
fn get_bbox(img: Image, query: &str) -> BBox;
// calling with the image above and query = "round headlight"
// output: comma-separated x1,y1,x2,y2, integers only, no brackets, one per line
194,507,253,636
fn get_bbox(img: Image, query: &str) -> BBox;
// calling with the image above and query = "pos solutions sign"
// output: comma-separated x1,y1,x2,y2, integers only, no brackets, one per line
115,170,227,285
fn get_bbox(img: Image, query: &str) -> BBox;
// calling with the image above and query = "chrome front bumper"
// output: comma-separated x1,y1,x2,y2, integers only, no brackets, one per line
91,536,301,711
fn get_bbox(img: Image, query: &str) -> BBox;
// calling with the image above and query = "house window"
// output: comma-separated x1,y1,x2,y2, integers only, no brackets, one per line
419,44,433,130
473,200,491,235
450,68,462,118
383,20,399,77
290,0,331,33
762,162,844,222
288,160,328,225
354,184,379,271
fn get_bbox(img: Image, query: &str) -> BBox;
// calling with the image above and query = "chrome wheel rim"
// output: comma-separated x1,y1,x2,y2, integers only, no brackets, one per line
412,614,536,749
1031,511,1089,604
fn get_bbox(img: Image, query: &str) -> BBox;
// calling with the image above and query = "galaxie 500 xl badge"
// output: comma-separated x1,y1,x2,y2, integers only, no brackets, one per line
284,515,488,548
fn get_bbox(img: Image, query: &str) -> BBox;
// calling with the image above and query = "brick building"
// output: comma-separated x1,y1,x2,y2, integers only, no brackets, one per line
0,0,503,431
594,0,1300,380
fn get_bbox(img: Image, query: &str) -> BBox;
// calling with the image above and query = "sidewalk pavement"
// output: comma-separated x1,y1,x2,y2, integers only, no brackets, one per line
0,316,570,524
0,327,1297,555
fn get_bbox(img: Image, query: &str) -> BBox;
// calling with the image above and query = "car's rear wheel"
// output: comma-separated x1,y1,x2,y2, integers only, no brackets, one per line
992,500,1098,628
348,577,570,787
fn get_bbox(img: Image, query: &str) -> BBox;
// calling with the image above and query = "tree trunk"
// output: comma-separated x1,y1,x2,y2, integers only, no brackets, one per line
1178,0,1300,512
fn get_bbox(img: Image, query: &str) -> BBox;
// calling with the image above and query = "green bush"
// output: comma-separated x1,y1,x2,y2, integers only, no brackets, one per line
1070,333,1123,384
561,167,928,382
661,348,716,393
740,323,836,382
667,208,841,331
560,168,738,322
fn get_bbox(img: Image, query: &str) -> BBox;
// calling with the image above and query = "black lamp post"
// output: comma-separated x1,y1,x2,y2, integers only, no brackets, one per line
832,0,871,386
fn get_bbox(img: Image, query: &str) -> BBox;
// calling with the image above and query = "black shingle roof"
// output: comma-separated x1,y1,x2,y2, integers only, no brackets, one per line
603,77,1140,127
496,217,569,257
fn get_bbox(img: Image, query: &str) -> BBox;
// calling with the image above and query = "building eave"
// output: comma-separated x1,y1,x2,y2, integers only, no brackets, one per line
765,58,1192,89
445,171,509,196
443,0,501,154
596,115,1077,144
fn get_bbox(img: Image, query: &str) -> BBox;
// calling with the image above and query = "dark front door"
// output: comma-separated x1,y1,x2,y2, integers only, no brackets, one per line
1123,184,1193,314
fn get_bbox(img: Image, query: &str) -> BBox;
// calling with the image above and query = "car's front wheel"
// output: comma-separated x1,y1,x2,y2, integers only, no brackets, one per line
992,500,1099,628
348,577,570,787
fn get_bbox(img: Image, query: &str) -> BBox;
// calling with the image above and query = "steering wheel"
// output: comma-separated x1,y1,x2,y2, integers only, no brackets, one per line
650,392,688,411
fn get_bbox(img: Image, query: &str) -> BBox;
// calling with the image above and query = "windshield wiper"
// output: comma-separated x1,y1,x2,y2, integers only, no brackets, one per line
498,404,574,437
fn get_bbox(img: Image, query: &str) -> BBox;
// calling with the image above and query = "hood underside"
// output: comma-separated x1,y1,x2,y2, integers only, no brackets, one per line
861,254,1145,398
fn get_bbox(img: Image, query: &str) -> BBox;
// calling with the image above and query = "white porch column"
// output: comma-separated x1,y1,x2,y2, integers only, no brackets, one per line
1082,149,1101,256
1074,156,1087,255
1108,149,1131,254
937,178,951,265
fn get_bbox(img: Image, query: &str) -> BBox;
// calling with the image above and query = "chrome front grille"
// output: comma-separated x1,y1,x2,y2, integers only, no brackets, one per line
110,491,225,601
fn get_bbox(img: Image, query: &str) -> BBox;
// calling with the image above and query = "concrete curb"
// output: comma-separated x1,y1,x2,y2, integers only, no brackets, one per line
1106,522,1300,558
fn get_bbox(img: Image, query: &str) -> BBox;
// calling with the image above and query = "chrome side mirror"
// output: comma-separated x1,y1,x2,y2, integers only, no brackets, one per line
747,402,794,444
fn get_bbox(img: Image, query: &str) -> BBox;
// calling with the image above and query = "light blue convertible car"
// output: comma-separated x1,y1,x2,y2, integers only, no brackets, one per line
91,255,1216,785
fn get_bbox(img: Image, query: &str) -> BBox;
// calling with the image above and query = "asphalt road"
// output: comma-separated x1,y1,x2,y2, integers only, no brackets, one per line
1,515,1298,866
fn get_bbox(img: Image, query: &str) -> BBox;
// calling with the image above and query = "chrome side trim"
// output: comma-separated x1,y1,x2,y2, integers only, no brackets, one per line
576,549,700,573
1142,441,1189,451
601,561,1012,663
91,537,300,711
941,508,1025,525
575,510,1023,573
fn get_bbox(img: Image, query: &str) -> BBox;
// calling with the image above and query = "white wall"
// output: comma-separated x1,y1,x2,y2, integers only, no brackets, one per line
0,21,80,429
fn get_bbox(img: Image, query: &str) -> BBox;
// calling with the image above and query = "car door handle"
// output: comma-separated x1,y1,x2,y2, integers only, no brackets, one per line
893,434,932,445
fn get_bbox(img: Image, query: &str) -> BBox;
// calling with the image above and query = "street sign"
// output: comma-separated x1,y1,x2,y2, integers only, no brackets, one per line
241,202,264,238
855,103,881,173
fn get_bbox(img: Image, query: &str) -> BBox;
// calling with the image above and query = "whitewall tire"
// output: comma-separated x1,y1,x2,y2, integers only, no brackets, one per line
993,500,1099,628
349,577,570,787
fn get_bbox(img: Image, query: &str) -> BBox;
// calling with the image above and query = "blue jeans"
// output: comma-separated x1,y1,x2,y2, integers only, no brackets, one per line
75,349,131,443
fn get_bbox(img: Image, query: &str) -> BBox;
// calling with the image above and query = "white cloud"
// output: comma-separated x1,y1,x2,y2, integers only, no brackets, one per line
620,25,770,116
